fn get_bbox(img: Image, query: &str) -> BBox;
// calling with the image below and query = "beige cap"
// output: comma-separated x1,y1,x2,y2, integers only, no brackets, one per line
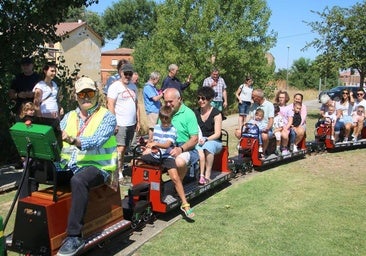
75,77,97,93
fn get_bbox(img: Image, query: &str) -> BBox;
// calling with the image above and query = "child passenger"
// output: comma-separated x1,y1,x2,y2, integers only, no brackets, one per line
247,108,267,155
324,105,337,141
138,105,177,165
351,105,365,142
289,102,303,152
272,104,284,155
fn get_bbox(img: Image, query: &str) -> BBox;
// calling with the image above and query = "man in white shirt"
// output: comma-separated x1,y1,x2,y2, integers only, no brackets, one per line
107,63,140,180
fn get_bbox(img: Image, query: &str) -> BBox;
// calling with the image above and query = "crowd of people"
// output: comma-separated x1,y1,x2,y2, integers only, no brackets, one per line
9,56,365,256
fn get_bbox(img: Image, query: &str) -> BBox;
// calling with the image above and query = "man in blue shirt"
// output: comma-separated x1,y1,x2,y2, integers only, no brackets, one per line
143,71,164,141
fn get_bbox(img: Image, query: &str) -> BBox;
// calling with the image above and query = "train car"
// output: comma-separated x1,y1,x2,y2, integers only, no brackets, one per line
230,123,307,173
125,130,232,219
316,119,366,151
5,121,131,256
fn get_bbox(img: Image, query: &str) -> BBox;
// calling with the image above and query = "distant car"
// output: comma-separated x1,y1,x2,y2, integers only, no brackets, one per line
318,86,364,102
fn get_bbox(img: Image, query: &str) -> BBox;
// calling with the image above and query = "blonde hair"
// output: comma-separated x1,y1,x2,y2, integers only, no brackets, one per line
19,102,35,119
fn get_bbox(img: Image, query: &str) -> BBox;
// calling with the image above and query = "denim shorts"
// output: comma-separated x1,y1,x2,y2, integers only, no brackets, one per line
238,101,251,115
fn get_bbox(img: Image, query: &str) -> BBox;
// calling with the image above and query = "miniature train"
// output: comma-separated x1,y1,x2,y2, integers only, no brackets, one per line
3,120,366,255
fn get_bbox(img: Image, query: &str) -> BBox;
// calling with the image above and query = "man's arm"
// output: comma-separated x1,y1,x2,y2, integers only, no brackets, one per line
223,89,228,108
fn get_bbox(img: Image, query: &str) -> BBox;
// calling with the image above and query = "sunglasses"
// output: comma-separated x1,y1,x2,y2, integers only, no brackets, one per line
123,71,133,77
342,92,349,95
357,93,364,96
197,96,207,101
77,91,96,99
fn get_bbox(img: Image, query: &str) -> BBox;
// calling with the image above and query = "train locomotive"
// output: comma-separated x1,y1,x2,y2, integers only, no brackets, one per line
3,117,366,255
3,123,232,255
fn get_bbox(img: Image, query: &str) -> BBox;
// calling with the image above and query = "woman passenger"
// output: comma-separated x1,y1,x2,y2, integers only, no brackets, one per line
334,89,354,142
194,87,222,185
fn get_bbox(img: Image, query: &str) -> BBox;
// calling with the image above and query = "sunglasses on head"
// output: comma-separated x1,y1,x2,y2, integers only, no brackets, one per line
197,96,207,101
77,91,96,99
123,71,133,77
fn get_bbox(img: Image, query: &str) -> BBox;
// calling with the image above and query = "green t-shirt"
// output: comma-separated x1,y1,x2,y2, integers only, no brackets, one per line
172,103,199,144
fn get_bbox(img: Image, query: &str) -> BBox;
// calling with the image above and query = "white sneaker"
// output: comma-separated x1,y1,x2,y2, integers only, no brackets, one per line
282,149,290,156
343,138,348,143
331,136,335,141
258,146,263,153
292,145,298,153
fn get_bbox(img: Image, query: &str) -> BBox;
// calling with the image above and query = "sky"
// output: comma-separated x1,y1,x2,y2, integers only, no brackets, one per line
87,0,356,70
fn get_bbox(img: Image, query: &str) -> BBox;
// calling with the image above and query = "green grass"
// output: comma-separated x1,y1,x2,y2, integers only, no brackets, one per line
138,150,366,255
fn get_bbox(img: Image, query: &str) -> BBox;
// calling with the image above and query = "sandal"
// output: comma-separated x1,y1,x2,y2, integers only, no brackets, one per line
181,203,195,218
198,175,206,185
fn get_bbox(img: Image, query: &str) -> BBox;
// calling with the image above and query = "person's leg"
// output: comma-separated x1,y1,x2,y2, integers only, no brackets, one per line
67,167,105,236
168,167,194,218
204,150,214,180
198,150,206,184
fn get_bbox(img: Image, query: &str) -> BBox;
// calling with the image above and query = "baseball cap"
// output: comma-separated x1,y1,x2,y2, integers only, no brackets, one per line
121,63,134,72
75,77,97,93
20,57,34,65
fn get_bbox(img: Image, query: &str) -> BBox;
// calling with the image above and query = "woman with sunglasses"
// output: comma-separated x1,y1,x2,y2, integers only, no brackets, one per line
194,87,222,185
33,62,63,119
334,89,354,142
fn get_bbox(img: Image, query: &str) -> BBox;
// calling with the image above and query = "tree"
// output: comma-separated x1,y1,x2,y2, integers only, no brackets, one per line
0,0,98,164
133,0,276,107
305,2,366,87
102,0,158,48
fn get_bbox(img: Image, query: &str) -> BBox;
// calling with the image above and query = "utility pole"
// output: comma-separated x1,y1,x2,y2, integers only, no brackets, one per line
286,45,290,90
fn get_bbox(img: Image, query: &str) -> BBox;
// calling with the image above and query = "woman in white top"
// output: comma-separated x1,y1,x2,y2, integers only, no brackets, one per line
235,76,253,128
334,89,354,142
33,62,62,119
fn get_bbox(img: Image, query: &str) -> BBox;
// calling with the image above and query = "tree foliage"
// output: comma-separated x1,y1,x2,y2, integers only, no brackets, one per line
0,0,97,164
133,0,276,108
102,0,158,48
305,1,366,87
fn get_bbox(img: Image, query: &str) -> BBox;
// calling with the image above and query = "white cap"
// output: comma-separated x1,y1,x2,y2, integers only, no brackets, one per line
75,77,97,93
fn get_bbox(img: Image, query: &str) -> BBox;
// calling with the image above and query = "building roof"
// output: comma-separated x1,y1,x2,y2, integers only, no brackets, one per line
102,48,134,56
55,21,102,41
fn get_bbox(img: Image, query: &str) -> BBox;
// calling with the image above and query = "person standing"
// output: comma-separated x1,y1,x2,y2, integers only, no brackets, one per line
102,59,129,96
143,71,163,141
33,62,63,119
8,57,40,117
161,64,191,92
235,76,253,128
57,77,118,256
202,68,228,117
107,63,140,181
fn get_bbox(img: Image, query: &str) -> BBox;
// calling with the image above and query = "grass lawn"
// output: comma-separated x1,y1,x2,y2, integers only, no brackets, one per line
137,149,366,255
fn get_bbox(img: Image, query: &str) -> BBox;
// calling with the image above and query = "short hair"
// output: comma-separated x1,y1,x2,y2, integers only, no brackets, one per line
252,89,264,99
320,94,331,104
117,59,130,72
150,71,160,80
255,108,264,116
293,101,302,108
197,86,215,100
357,105,365,111
168,64,178,71
159,105,174,123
